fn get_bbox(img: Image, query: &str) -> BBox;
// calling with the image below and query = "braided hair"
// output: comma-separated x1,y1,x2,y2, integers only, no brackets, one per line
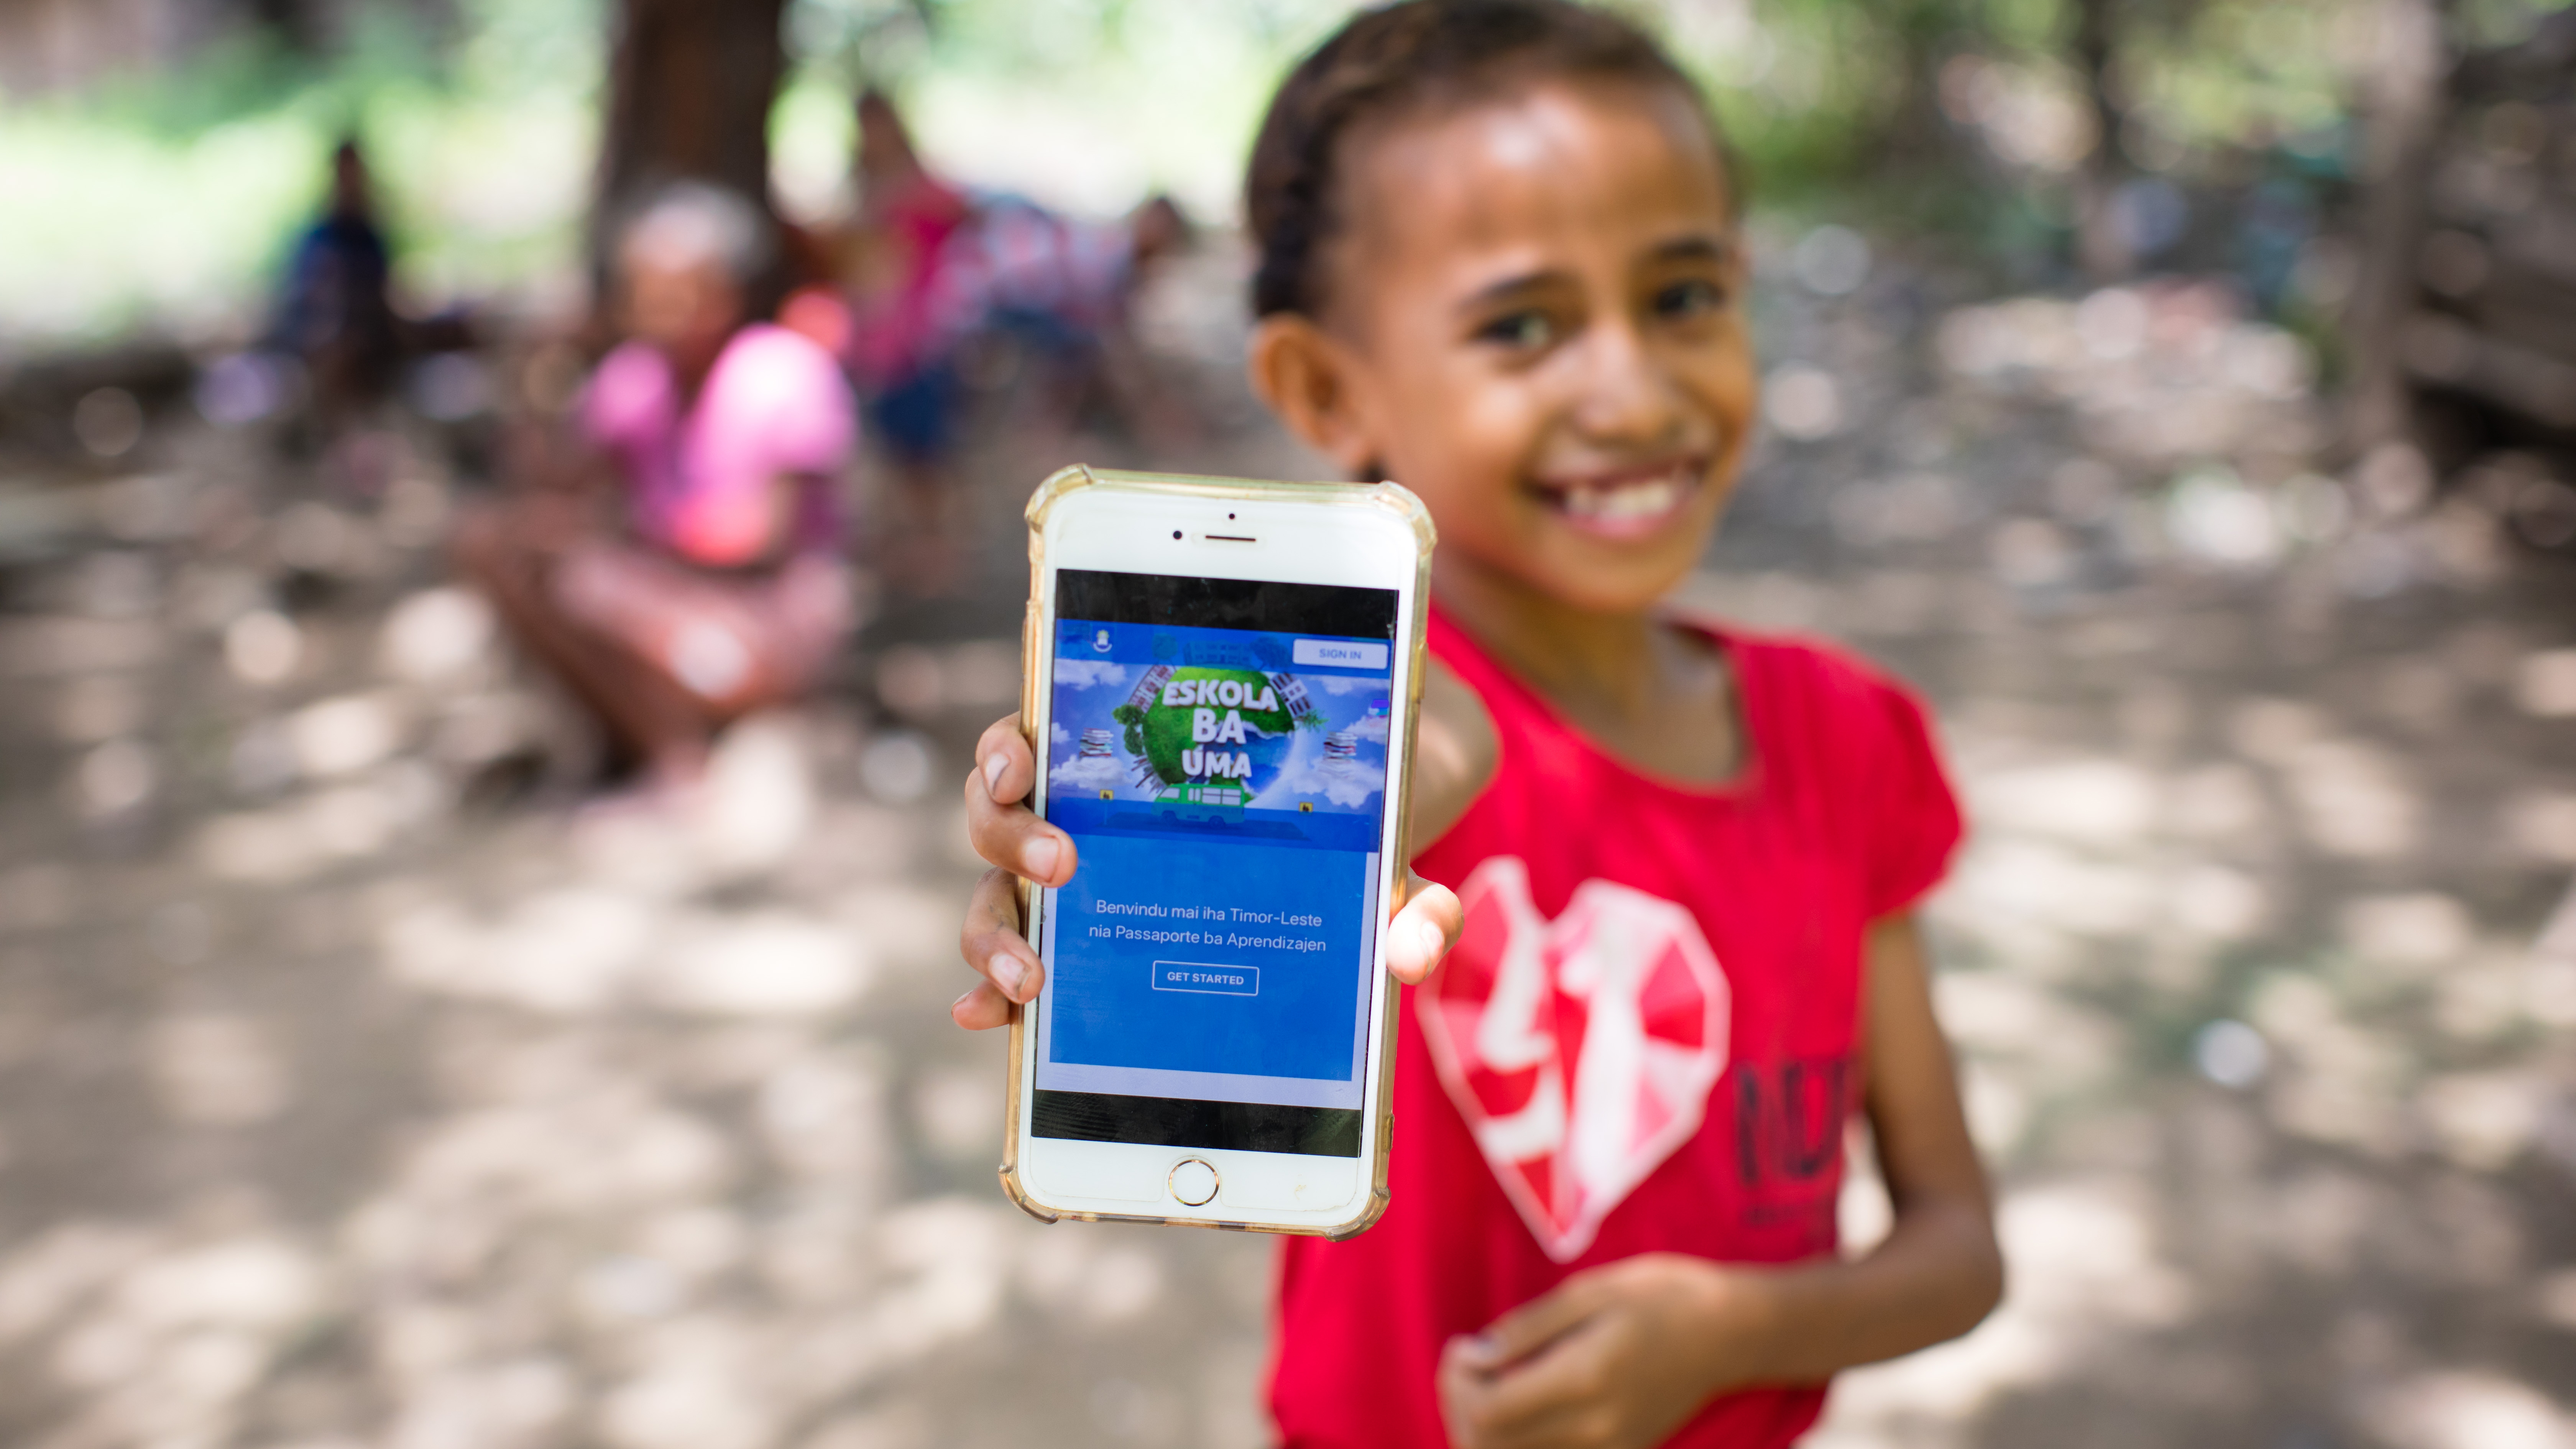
1246,0,1730,321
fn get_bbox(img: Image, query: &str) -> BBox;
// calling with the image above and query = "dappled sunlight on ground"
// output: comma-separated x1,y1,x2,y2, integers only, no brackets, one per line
2,240,2572,1447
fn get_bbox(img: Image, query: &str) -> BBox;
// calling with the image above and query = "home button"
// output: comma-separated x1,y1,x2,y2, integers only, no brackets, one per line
1168,1158,1219,1207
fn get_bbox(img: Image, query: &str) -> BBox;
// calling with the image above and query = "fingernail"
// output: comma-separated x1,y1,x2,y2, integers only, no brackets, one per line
951,988,979,1016
1022,835,1060,881
1459,1332,1502,1365
982,752,1008,795
1412,917,1449,963
991,950,1028,999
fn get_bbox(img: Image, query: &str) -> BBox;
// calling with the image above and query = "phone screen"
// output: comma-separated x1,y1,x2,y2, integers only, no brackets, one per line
1035,568,1399,1158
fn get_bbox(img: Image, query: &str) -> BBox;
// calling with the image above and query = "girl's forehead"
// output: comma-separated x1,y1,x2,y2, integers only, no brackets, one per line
1343,81,1733,275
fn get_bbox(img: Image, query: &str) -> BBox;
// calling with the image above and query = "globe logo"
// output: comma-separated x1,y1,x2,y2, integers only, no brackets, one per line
1112,664,1318,800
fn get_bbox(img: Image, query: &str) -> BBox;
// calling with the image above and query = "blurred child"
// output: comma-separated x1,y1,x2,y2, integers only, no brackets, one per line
458,184,858,798
937,191,1196,443
772,88,977,588
844,89,975,476
276,138,399,440
955,3,2001,1447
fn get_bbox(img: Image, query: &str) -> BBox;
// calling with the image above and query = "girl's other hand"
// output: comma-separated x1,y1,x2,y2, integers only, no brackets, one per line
1436,1254,1776,1449
955,715,1466,1032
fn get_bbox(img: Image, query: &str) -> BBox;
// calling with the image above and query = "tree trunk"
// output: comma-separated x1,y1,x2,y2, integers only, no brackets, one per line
245,0,325,53
2343,0,2452,454
2071,0,2133,281
593,0,790,287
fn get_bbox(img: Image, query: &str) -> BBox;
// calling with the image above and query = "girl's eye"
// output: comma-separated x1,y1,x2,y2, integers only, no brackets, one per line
1474,310,1554,351
1654,277,1728,320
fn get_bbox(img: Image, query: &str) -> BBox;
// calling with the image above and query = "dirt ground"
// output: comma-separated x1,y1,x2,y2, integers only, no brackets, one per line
2,241,2573,1449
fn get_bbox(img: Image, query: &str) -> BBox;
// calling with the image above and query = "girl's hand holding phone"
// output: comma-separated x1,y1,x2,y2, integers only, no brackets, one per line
955,710,1466,1032
955,715,1069,1032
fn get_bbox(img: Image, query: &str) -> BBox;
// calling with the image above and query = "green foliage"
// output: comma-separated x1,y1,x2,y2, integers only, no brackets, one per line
20,0,2568,345
0,0,602,347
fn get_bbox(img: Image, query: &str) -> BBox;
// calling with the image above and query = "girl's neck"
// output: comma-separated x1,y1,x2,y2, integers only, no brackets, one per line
1433,551,1743,786
1433,554,1674,716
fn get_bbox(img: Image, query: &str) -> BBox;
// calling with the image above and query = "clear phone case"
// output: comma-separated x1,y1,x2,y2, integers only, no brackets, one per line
999,464,1436,1237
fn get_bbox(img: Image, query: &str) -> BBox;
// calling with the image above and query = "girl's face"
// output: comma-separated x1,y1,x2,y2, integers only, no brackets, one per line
620,248,742,380
1256,80,1755,616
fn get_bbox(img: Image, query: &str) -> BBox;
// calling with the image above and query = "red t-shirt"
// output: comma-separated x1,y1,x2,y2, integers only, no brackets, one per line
1269,607,1963,1448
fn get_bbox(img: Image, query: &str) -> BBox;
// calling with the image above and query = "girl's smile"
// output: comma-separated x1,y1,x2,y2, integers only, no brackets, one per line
1528,453,1712,540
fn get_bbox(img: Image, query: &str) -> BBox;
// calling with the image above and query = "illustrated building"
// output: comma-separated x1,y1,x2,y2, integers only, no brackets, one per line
1266,671,1319,723
1122,664,1174,715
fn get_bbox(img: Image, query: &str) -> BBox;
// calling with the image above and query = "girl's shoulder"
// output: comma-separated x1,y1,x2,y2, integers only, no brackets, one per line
1696,619,1963,907
1730,625,1949,797
1691,619,1940,739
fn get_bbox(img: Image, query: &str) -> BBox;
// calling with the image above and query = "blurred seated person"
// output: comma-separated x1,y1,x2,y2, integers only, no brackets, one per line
276,137,400,436
458,184,858,798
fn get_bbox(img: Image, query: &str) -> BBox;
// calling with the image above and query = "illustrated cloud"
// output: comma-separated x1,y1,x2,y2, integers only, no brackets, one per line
1051,754,1125,790
1053,660,1128,690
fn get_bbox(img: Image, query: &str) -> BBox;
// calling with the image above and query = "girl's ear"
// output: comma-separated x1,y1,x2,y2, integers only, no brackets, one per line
1247,315,1380,477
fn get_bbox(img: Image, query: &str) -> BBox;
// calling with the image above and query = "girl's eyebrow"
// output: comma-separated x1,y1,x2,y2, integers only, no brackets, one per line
1453,233,1738,316
1646,234,1736,267
1456,268,1565,314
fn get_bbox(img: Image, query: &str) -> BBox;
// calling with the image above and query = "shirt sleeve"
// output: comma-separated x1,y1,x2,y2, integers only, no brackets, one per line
662,328,857,566
579,342,667,456
731,327,857,478
1858,675,1964,919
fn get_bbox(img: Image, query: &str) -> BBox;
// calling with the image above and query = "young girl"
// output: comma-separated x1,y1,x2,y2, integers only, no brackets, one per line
956,4,2003,1445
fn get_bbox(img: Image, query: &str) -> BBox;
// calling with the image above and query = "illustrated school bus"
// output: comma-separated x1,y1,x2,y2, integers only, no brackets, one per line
1152,782,1247,823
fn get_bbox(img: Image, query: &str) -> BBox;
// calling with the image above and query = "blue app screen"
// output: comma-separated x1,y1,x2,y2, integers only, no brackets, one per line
1035,578,1397,1112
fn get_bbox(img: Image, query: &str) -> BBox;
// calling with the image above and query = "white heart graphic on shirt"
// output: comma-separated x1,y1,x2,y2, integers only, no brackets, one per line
1417,856,1730,1263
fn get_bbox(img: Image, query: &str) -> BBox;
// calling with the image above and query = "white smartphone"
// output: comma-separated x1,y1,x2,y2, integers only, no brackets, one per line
1001,466,1433,1237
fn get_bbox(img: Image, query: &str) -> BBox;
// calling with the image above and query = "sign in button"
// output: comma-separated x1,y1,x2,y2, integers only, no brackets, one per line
1292,638,1389,671
1152,961,1260,997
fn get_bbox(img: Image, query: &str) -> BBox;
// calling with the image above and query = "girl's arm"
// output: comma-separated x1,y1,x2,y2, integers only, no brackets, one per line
1406,659,1498,852
1439,913,2002,1449
1740,912,2004,1374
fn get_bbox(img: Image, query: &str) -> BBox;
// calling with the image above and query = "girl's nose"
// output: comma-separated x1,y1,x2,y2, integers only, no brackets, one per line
1569,317,1691,449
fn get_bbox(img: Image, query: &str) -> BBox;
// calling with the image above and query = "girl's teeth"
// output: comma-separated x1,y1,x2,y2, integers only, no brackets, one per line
1561,473,1683,521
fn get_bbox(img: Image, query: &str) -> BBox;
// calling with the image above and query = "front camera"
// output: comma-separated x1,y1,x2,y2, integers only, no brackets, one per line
1171,530,1182,539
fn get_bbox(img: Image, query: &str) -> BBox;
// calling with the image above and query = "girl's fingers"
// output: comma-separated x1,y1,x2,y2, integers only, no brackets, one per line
963,715,1076,887
1438,1335,1584,1449
955,717,1064,1034
1384,876,1464,985
1439,1305,1613,1449
1465,1271,1606,1369
1435,1347,1498,1449
951,980,1013,1030
958,866,1046,1020
973,715,1032,803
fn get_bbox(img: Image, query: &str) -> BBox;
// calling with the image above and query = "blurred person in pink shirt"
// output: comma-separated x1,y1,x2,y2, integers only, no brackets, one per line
459,184,859,798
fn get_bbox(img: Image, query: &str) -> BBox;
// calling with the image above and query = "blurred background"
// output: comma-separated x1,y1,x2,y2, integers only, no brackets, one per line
1,1,2574,1446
